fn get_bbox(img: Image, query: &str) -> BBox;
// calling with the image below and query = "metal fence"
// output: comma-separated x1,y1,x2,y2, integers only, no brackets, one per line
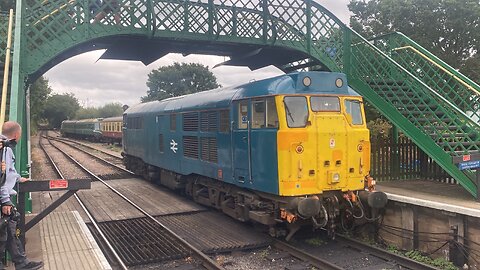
371,136,454,183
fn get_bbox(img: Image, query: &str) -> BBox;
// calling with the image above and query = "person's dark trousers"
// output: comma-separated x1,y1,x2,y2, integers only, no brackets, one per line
0,219,29,268
6,219,29,267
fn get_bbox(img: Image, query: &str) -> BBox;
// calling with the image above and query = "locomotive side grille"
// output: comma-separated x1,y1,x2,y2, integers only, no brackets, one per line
219,110,230,133
201,137,218,163
183,112,199,131
183,136,199,159
201,111,218,132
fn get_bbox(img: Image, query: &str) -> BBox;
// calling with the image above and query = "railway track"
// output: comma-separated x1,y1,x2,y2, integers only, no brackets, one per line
40,134,440,270
38,133,224,270
46,133,123,165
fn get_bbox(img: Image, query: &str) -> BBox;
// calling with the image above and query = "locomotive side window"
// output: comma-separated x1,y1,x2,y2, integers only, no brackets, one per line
238,101,248,129
251,99,266,129
311,96,340,112
284,96,309,128
266,98,278,128
345,100,364,125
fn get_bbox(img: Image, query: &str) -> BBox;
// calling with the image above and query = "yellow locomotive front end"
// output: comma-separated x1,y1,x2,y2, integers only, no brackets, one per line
272,75,387,237
277,94,370,196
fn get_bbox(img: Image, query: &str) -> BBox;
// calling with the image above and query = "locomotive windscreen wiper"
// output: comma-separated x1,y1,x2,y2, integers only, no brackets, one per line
284,102,295,123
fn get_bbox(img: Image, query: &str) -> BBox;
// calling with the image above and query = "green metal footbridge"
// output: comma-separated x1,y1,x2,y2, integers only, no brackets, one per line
0,0,479,197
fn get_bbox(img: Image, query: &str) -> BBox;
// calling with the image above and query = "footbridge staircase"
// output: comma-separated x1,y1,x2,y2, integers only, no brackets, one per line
1,0,479,197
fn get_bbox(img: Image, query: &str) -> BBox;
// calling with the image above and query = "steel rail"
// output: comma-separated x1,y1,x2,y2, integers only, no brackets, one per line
47,134,122,161
272,239,343,270
44,135,224,270
336,234,438,270
38,134,129,270
46,135,131,175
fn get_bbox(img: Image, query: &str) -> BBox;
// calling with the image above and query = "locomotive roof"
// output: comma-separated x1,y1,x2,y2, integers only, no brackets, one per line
125,72,360,115
62,118,101,124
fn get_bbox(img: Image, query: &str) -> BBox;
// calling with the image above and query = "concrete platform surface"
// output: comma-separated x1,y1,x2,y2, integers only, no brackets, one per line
377,180,480,217
40,211,111,270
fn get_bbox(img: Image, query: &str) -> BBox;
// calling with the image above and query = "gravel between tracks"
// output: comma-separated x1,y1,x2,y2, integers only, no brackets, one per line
49,139,121,177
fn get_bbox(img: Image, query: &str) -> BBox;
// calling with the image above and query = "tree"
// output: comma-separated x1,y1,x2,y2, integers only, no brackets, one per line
30,76,52,128
76,107,99,119
349,0,480,82
142,62,221,102
42,93,80,128
98,102,123,118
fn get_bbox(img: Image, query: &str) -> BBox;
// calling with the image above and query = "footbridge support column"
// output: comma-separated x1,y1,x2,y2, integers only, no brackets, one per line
10,0,31,211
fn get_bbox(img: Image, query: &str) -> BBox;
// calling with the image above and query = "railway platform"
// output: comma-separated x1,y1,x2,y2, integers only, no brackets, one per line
16,211,111,270
377,179,480,217
376,179,480,268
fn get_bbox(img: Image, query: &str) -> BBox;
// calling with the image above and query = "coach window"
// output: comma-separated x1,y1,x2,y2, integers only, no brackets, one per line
284,96,309,128
345,100,364,125
238,101,248,129
251,99,266,129
266,97,278,128
311,96,340,112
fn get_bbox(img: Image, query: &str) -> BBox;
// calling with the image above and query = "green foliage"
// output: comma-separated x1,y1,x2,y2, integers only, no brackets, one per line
75,102,123,119
404,250,457,270
367,118,392,140
143,62,221,102
42,93,80,128
98,102,123,118
305,237,325,246
76,107,99,119
386,244,400,254
30,76,52,128
349,0,480,83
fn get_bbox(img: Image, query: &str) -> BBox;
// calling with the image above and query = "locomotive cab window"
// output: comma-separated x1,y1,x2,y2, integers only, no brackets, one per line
266,98,278,128
284,96,309,128
345,100,364,125
311,96,340,112
238,101,248,129
251,99,266,129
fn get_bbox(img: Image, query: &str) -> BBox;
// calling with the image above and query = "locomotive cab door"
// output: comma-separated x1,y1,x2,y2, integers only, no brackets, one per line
232,100,252,183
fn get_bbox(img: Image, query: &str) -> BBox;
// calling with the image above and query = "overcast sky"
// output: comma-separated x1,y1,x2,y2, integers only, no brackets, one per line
45,0,351,108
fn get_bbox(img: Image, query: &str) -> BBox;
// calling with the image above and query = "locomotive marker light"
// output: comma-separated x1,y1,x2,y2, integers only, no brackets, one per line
302,76,312,87
335,78,344,88
295,145,304,154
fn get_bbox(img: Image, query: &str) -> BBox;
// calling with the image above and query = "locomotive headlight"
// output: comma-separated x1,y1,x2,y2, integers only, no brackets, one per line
303,76,312,87
332,173,340,183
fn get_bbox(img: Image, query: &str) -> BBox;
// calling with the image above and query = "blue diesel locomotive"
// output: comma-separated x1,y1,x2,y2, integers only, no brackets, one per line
123,72,387,238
